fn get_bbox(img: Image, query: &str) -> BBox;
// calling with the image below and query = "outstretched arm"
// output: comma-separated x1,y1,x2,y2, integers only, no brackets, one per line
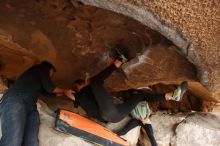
40,70,75,101
53,87,75,101
90,60,122,83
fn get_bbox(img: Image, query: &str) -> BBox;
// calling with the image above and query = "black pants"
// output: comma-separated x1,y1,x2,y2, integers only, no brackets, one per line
90,64,165,123
117,119,158,146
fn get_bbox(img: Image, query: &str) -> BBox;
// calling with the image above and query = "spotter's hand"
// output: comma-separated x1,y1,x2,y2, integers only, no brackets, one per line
64,89,76,101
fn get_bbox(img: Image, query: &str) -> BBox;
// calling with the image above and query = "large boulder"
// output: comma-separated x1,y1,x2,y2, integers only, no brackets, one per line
139,112,220,146
149,112,186,146
0,0,215,113
0,0,204,95
0,0,218,105
0,37,38,80
171,113,220,146
76,0,220,101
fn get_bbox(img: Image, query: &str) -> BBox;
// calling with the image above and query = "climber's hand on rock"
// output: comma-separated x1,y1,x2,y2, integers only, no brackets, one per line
114,59,122,68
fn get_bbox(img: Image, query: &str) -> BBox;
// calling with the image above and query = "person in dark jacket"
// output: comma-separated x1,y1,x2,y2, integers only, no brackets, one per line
0,61,74,146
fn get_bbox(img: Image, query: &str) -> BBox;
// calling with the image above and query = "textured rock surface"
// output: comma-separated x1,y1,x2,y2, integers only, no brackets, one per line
107,45,197,91
150,113,186,146
0,38,38,79
143,112,220,146
0,0,172,86
76,0,220,100
0,0,216,108
171,113,220,146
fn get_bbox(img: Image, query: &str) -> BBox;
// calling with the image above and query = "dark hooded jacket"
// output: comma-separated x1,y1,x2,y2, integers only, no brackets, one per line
3,61,56,108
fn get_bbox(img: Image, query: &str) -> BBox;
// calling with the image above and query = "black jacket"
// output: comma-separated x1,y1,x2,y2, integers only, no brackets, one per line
3,61,56,106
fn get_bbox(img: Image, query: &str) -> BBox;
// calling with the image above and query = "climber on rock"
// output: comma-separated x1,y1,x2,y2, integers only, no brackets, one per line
0,61,75,146
72,50,188,123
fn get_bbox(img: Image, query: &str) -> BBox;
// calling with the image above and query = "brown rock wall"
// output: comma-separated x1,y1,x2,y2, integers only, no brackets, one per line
77,0,220,100
0,0,218,111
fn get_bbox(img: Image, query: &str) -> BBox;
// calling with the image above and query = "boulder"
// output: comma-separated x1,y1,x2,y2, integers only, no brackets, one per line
0,0,197,89
171,113,220,146
0,0,217,109
0,0,217,108
139,112,220,146
150,112,186,146
76,0,220,101
0,38,38,80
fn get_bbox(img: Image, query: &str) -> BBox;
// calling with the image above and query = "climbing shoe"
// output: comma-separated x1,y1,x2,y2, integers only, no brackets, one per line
172,81,188,101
